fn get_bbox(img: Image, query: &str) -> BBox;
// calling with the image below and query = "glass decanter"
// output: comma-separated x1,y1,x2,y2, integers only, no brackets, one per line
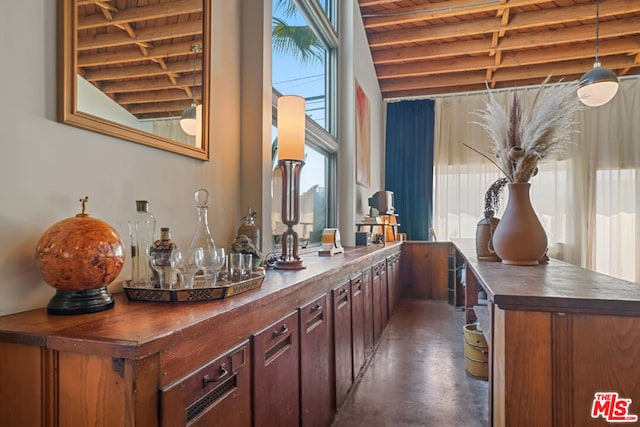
188,189,217,285
128,200,156,287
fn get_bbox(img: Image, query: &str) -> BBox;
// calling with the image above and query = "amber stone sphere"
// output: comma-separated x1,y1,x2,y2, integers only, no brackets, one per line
35,215,125,291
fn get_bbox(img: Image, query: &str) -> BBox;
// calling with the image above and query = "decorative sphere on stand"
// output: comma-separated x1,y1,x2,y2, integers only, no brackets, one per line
35,197,125,315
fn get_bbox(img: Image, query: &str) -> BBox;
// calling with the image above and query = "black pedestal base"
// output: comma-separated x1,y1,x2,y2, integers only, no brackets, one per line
47,287,114,315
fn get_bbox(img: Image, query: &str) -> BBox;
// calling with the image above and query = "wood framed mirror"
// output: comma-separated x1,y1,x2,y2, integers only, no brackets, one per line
58,0,210,160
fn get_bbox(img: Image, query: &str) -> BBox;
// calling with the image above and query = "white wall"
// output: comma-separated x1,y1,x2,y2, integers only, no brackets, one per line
353,4,385,218
0,1,385,316
0,1,243,315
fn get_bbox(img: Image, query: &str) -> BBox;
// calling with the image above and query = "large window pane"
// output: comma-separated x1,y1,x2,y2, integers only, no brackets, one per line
272,0,328,130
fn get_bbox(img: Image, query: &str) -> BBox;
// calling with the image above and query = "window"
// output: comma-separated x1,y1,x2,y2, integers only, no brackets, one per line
595,168,637,282
272,0,336,133
271,0,337,251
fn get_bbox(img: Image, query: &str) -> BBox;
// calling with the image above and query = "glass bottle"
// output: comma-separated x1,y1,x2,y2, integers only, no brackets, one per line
150,227,177,288
128,200,156,287
188,189,217,284
238,207,260,251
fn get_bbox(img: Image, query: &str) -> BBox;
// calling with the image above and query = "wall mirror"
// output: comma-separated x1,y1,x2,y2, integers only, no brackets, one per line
58,0,210,160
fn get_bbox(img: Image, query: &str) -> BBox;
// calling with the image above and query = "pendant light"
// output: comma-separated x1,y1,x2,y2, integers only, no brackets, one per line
180,44,202,135
577,0,619,107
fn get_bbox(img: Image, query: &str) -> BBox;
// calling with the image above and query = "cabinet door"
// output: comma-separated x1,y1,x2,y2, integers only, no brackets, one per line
299,294,333,427
332,280,352,410
351,273,365,377
387,254,400,315
380,261,389,328
161,341,251,427
372,264,382,343
253,311,300,427
362,267,374,356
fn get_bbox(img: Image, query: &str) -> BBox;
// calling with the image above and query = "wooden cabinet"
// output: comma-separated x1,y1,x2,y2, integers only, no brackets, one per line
252,311,300,427
372,264,382,343
379,261,389,327
350,273,365,378
401,242,451,300
455,240,640,427
299,294,333,427
332,280,352,410
161,341,251,427
0,244,402,427
387,253,401,315
361,267,374,356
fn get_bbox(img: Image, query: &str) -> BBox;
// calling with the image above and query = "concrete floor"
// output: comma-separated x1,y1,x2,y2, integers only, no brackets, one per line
332,299,489,427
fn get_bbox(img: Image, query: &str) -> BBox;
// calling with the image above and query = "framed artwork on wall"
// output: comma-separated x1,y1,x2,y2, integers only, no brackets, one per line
355,80,371,187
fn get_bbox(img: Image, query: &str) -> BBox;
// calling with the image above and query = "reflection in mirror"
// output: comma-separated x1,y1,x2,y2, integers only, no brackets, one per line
58,0,210,160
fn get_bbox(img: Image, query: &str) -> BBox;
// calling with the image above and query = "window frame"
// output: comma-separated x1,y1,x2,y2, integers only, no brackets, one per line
270,0,339,251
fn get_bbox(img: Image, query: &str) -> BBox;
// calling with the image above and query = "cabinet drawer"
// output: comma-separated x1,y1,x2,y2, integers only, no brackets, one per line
253,311,300,427
161,340,251,427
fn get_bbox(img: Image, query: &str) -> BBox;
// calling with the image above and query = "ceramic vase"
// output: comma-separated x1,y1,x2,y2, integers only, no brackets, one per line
492,183,547,265
476,216,500,261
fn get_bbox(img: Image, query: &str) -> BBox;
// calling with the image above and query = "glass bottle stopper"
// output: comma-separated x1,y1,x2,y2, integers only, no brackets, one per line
194,189,209,207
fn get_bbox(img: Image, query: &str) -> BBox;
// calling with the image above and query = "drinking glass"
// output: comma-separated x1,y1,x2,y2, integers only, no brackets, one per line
229,253,244,281
150,250,176,289
241,254,252,279
213,248,226,283
172,248,204,289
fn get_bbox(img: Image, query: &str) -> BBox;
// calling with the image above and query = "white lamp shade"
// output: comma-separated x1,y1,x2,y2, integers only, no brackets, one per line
577,66,619,107
180,104,198,135
277,95,306,161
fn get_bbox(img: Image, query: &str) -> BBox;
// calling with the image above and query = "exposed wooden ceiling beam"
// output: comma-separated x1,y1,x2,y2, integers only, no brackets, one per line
77,20,202,50
128,100,194,115
99,74,202,94
379,54,638,94
77,0,203,30
362,0,544,29
77,38,203,67
83,61,202,82
116,88,202,105
371,18,640,64
366,0,640,48
375,38,640,79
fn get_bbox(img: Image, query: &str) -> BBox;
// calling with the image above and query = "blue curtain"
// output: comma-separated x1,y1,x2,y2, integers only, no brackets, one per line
385,99,435,241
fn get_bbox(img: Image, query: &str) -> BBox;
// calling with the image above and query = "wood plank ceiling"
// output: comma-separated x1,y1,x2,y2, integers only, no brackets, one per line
358,0,640,99
77,0,203,120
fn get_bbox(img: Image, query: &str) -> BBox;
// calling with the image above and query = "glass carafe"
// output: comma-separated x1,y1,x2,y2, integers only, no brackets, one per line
188,189,217,285
128,200,156,286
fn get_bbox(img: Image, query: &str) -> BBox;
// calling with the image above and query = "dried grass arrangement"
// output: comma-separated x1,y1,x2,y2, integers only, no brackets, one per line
471,78,581,183
484,177,508,219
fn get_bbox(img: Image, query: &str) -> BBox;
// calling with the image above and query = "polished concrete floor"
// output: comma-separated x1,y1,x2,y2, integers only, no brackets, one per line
332,299,489,427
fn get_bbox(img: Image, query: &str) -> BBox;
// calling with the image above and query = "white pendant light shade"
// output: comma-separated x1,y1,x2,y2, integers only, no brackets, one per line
576,0,619,107
180,103,198,135
577,64,619,107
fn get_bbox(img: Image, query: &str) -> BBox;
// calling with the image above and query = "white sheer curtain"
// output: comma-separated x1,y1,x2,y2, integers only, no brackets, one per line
434,79,640,283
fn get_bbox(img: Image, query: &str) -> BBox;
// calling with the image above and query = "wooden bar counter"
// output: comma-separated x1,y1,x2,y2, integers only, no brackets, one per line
454,240,640,427
0,243,401,427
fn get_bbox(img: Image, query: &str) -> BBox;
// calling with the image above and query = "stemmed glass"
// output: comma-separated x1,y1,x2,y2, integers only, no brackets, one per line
172,248,204,289
150,250,176,289
213,248,226,284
